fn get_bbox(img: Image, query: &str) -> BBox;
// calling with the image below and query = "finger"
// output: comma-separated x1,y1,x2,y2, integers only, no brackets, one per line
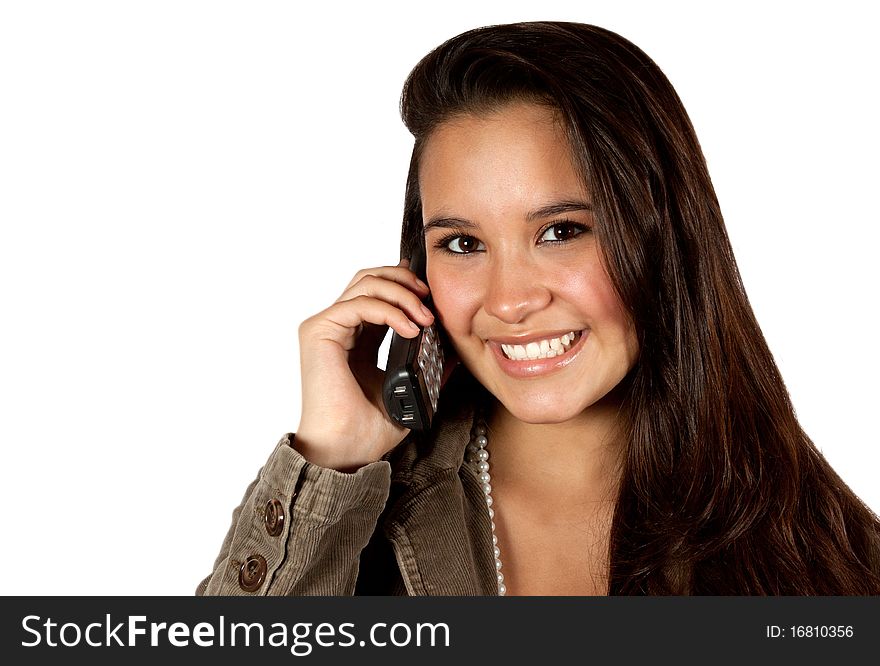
306,296,422,350
343,265,429,296
337,274,435,327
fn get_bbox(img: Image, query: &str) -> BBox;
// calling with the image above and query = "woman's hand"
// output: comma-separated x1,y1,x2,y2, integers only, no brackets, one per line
294,259,434,471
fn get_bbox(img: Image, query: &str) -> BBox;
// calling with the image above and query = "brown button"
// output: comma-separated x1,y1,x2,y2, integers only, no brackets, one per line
264,499,285,537
238,554,267,592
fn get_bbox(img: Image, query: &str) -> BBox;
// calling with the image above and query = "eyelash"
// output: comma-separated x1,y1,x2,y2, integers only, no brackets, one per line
433,219,591,256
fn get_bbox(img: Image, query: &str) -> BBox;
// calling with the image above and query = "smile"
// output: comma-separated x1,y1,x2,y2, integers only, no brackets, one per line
488,329,588,379
500,331,583,360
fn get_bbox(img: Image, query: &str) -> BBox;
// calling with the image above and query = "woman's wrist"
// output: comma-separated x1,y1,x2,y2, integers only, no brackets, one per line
290,430,380,473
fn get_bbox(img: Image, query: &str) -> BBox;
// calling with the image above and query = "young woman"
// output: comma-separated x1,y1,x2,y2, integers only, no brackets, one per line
197,21,880,596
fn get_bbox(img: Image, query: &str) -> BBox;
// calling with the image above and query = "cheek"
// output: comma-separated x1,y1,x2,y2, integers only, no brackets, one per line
427,263,481,335
563,260,633,335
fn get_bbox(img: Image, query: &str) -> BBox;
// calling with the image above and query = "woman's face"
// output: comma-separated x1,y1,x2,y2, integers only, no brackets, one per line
420,102,639,424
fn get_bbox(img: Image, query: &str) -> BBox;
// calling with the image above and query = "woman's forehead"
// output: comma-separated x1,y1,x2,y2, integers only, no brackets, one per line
418,104,588,223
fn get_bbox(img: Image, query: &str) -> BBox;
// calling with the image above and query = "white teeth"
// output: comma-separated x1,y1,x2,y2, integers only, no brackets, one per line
499,331,582,361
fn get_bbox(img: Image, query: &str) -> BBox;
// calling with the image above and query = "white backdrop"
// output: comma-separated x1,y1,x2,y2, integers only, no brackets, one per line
1,1,876,595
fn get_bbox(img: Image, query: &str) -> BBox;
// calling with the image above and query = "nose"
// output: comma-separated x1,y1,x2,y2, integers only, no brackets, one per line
481,254,551,325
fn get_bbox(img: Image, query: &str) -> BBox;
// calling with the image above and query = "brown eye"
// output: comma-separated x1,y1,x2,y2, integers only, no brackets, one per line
539,222,587,243
446,235,485,254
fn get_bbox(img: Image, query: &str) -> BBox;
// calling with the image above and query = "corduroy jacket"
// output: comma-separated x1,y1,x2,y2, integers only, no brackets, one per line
196,392,499,596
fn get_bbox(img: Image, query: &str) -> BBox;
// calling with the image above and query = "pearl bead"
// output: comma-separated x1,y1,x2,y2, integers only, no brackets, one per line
469,416,505,597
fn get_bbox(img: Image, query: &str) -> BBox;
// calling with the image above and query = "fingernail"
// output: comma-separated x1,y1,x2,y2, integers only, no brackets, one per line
400,257,410,266
420,304,434,320
415,278,429,291
407,319,420,332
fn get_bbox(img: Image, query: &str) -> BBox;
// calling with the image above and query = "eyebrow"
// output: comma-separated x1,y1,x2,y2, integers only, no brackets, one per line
423,200,593,232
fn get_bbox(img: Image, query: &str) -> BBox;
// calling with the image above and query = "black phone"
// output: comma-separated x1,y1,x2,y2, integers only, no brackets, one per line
382,240,444,430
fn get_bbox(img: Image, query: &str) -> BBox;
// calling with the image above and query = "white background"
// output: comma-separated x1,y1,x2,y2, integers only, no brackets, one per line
1,1,876,595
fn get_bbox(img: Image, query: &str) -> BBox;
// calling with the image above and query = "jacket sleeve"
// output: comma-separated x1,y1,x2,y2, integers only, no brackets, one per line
196,433,392,596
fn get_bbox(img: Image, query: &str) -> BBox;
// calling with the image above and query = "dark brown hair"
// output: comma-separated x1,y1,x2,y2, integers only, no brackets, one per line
399,21,880,594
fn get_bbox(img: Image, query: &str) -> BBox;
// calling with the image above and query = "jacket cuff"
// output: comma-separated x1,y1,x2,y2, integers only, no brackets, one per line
201,434,391,595
274,433,391,526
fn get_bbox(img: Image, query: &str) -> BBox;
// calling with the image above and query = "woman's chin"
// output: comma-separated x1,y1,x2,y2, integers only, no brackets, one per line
492,394,586,425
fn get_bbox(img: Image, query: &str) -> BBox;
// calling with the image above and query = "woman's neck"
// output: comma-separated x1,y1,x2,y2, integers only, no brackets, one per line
484,392,626,506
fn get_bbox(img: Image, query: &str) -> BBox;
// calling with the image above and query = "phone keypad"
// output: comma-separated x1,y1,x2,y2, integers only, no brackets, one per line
417,324,443,412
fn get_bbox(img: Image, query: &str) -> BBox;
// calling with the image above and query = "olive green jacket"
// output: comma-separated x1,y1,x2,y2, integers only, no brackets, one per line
196,397,498,596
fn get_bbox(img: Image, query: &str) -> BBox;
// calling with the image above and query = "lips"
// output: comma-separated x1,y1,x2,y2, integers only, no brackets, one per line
499,330,582,361
487,329,589,378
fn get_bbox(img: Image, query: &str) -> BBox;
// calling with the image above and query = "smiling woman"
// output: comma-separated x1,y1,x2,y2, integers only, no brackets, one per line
421,104,639,429
197,21,880,596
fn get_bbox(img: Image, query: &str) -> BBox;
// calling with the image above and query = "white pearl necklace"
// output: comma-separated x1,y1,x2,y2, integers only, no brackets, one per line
466,418,506,596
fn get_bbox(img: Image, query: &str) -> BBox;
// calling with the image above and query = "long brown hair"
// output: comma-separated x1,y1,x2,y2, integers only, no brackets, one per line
398,21,880,594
